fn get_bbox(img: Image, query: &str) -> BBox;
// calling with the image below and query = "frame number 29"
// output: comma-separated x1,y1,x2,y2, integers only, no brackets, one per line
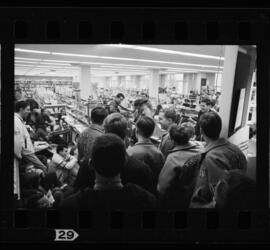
55,229,79,241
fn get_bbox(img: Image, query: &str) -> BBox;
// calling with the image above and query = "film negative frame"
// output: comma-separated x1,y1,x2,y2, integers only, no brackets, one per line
0,6,269,244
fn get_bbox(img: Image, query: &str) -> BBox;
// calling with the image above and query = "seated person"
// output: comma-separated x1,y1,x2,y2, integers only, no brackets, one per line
157,122,203,207
59,134,158,210
127,116,164,183
50,145,79,186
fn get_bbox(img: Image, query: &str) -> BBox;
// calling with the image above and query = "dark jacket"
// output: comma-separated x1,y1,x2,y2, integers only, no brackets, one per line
77,124,104,162
127,141,165,182
108,100,120,114
157,142,203,198
191,137,247,208
159,133,174,160
74,154,156,195
59,183,158,210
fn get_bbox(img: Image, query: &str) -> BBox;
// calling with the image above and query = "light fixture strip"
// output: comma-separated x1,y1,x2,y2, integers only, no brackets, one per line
15,49,223,68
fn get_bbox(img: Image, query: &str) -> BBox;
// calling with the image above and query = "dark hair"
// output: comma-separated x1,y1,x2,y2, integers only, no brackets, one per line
92,133,126,178
169,122,195,145
209,99,216,108
91,106,108,124
200,98,211,106
56,144,68,154
104,113,128,140
116,93,125,99
15,100,30,113
199,112,222,140
162,108,177,123
136,116,155,138
69,145,77,156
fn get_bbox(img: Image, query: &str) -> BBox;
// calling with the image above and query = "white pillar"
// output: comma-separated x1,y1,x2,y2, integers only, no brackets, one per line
80,65,93,100
135,75,141,89
219,45,239,138
149,69,160,99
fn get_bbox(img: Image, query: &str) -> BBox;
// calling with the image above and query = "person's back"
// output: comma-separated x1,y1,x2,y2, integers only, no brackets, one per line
191,112,247,208
73,154,156,195
77,107,108,161
127,116,164,182
127,142,164,182
59,183,157,210
60,133,157,210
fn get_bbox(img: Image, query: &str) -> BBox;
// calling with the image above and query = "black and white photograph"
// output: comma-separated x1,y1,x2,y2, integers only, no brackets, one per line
14,44,257,210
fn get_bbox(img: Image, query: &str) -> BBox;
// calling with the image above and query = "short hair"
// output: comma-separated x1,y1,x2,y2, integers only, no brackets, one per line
69,145,78,156
209,99,216,107
91,106,108,124
104,113,128,140
169,122,195,145
15,100,30,113
200,98,211,106
134,98,152,110
116,93,125,99
56,144,68,154
162,108,177,123
92,133,126,178
199,112,222,140
136,116,155,138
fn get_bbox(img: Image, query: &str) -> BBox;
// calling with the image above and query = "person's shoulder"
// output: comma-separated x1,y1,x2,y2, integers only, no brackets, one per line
124,183,156,199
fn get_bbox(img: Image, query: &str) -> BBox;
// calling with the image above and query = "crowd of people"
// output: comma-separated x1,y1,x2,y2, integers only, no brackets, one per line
14,89,256,210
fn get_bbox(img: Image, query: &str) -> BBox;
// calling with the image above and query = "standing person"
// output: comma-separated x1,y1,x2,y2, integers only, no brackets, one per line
14,100,47,200
127,116,164,183
74,113,156,195
77,107,108,162
190,112,247,208
158,108,178,159
59,134,158,210
157,122,203,207
108,93,125,114
194,98,212,141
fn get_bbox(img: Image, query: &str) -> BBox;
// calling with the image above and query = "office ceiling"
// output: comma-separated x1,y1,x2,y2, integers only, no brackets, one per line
15,44,225,78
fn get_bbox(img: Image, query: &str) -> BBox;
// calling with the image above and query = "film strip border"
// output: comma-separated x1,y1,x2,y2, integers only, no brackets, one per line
0,7,270,242
0,209,270,242
0,8,269,42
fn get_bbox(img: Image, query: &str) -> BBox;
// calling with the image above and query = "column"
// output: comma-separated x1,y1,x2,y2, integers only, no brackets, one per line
149,69,160,99
219,45,239,138
80,65,93,100
159,74,167,89
135,75,141,89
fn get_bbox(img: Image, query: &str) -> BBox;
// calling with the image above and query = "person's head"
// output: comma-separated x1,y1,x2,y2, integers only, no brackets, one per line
200,98,211,113
15,88,22,101
15,100,31,120
159,108,177,130
214,170,256,209
56,144,69,158
199,112,222,141
169,122,195,145
136,116,155,139
115,93,125,105
104,113,128,140
92,133,126,178
69,145,78,157
209,99,216,109
91,106,108,125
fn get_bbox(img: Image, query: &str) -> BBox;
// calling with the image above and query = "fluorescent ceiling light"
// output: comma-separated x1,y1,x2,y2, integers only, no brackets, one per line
108,44,225,60
15,60,71,66
15,48,51,54
52,52,222,68
15,64,78,69
15,57,42,61
14,57,222,70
